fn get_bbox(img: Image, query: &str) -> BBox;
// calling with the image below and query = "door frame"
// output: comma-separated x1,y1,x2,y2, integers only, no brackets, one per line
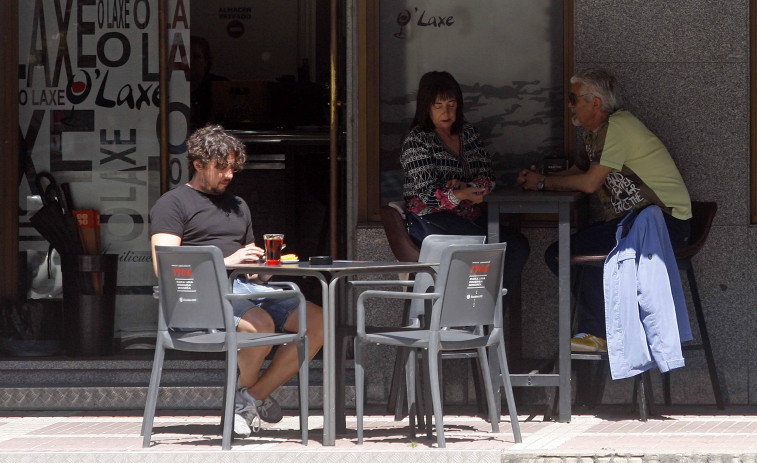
0,1,20,309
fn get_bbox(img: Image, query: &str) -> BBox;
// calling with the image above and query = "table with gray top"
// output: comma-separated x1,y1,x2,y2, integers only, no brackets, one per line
229,259,436,445
486,188,583,423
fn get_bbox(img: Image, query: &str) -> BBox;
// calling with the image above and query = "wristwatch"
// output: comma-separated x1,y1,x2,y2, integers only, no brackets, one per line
537,176,546,191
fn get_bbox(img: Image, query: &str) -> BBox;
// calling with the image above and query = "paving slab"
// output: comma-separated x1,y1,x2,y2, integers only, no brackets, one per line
0,405,756,462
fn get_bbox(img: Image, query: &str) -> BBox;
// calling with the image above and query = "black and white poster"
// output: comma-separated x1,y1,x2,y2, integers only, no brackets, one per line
18,0,191,336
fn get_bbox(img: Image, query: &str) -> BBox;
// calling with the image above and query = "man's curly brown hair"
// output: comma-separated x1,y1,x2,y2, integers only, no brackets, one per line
186,124,246,175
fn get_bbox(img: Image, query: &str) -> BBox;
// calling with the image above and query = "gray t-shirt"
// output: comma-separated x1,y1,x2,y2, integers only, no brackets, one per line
149,184,255,257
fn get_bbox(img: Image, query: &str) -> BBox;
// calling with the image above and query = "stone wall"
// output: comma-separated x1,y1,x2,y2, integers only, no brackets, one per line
574,0,756,405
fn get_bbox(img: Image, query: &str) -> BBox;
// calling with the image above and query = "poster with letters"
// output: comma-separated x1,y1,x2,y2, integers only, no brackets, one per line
17,0,191,339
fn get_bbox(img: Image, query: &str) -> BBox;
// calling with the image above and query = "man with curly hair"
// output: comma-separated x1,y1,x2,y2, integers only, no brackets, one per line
149,125,323,437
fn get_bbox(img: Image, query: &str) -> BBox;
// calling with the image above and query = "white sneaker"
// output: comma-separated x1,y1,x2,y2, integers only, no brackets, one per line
235,387,262,433
233,412,251,438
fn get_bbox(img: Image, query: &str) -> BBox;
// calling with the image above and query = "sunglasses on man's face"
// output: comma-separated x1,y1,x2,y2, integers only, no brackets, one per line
568,92,593,106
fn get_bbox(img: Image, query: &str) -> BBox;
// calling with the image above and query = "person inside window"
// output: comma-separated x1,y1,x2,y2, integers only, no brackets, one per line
401,70,530,311
189,36,228,130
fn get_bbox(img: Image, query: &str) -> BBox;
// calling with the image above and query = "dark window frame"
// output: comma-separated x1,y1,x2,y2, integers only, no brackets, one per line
751,0,757,223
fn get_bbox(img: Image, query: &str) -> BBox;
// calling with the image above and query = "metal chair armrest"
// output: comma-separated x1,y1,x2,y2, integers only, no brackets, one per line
266,281,301,291
355,290,439,335
347,280,415,289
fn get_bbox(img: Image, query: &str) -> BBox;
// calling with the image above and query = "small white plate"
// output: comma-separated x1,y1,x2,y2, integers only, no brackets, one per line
281,259,299,264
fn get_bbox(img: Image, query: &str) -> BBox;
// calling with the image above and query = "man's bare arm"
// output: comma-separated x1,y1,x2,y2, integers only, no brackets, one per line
150,233,182,276
545,164,612,192
521,164,612,193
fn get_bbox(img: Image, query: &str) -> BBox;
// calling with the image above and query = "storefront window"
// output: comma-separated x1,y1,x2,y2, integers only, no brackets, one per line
17,0,190,350
376,0,567,206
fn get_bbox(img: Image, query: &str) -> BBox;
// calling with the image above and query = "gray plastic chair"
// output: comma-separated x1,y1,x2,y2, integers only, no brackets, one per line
354,243,522,448
341,234,485,426
394,235,487,424
141,245,309,450
407,235,487,327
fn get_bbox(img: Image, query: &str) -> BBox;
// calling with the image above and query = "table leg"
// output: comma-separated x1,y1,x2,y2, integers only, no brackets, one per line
324,277,340,444
558,203,572,422
334,277,348,435
319,277,334,445
486,202,504,413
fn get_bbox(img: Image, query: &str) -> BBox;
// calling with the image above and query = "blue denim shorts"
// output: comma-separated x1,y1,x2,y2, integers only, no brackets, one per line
231,276,299,332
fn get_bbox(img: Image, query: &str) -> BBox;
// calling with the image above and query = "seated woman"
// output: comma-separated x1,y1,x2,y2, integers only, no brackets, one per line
400,70,530,310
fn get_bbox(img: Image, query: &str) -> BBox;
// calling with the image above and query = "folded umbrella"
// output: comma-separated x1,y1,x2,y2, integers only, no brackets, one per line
31,175,83,255
30,173,92,293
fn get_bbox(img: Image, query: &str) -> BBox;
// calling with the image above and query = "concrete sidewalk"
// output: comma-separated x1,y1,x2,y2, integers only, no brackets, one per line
1,405,756,462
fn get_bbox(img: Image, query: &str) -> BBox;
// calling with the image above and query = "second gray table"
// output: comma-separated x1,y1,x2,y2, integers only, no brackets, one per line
486,188,583,423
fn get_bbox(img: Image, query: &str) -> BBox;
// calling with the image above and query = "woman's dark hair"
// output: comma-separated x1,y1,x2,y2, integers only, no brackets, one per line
411,71,465,134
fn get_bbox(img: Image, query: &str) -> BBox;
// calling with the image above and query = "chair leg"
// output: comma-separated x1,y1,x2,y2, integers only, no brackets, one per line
354,338,365,444
686,265,725,409
642,370,655,417
413,354,428,430
391,347,427,427
221,350,238,450
425,354,438,437
427,346,446,448
662,371,672,405
141,341,166,448
298,337,310,445
389,346,408,418
438,352,445,409
470,357,486,414
405,348,417,439
543,356,559,421
416,351,434,437
591,361,609,408
497,338,522,443
335,328,351,434
632,371,654,422
476,346,500,433
388,300,413,417
634,375,647,422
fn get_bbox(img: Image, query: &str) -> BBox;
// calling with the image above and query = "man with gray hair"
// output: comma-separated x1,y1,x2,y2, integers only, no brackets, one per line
517,68,692,352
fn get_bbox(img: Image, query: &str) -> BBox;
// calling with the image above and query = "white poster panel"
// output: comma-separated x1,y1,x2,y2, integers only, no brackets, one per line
18,0,191,340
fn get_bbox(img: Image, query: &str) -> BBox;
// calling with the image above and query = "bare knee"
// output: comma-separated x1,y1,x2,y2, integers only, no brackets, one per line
237,306,275,334
306,302,324,345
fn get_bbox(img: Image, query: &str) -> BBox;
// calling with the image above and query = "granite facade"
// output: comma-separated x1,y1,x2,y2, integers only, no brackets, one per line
574,0,754,405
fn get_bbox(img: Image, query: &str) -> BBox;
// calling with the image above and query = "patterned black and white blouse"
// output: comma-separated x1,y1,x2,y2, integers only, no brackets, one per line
400,122,495,219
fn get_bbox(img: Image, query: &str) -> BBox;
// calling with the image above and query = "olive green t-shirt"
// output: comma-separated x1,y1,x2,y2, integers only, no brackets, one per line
580,110,692,221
